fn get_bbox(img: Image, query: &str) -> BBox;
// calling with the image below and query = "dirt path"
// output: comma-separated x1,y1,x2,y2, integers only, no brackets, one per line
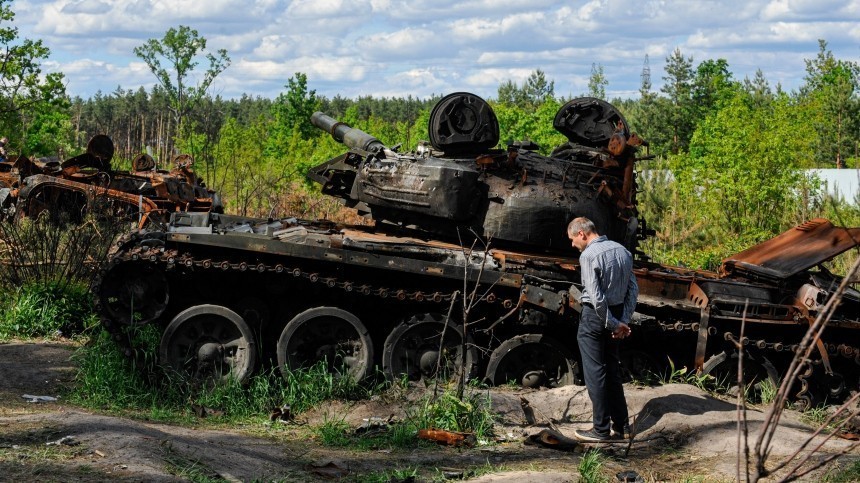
0,341,857,482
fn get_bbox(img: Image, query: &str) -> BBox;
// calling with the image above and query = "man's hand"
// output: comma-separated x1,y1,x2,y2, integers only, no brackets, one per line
612,322,631,339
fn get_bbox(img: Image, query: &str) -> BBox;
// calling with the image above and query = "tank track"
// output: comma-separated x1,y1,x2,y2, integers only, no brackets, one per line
94,230,860,405
93,230,531,385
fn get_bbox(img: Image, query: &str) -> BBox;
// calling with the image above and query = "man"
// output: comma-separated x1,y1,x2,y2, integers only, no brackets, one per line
0,137,7,161
568,216,638,442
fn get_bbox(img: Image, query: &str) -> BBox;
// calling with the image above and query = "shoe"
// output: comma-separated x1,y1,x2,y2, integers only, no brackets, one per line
574,428,613,442
611,426,632,440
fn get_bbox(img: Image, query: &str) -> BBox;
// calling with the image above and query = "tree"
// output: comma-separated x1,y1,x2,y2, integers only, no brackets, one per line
800,39,860,167
524,69,554,105
742,69,773,109
661,48,695,154
496,79,527,105
496,69,554,109
692,58,734,120
587,63,607,99
134,25,230,141
0,0,68,156
683,89,815,238
271,73,320,141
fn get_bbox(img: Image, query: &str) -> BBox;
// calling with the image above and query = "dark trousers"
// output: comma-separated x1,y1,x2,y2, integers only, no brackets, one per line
577,305,628,435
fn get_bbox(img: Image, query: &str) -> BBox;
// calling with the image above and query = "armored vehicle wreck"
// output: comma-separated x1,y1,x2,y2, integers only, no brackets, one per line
94,93,860,409
0,135,222,226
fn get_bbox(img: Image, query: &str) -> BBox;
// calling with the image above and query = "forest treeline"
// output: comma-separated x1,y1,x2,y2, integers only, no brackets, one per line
0,3,857,269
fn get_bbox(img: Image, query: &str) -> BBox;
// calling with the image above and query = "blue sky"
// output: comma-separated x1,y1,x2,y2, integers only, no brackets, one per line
11,0,860,101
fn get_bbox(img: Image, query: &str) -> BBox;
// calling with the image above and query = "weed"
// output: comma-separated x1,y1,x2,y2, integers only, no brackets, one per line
408,387,495,439
578,448,609,483
800,404,830,426
658,357,689,385
71,326,382,422
0,282,96,340
315,416,352,447
757,377,778,405
355,466,419,482
823,458,860,482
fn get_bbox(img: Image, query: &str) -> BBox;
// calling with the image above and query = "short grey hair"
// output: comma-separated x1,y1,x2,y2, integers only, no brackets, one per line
568,217,596,236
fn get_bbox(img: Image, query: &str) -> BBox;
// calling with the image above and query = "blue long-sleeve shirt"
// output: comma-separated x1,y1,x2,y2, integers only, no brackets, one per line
579,235,638,331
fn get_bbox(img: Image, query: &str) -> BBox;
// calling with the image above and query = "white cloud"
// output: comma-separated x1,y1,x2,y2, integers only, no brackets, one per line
285,0,371,18
7,0,860,100
60,0,111,14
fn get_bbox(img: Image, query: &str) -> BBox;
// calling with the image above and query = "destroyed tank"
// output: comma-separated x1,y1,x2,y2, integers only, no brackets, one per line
94,93,860,409
0,134,222,226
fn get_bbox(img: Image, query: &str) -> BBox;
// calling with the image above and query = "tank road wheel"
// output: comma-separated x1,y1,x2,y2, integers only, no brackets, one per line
382,313,478,383
277,307,373,382
98,263,168,325
159,305,257,385
485,334,578,388
702,350,779,403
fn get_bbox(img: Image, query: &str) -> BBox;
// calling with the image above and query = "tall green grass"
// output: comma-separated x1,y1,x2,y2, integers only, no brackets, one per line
0,282,96,340
71,326,375,421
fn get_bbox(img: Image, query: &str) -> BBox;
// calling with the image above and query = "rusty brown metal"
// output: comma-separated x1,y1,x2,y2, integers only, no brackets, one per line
720,218,860,280
3,135,221,227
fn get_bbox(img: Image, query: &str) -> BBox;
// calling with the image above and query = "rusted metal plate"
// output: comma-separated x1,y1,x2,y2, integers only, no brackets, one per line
720,219,860,280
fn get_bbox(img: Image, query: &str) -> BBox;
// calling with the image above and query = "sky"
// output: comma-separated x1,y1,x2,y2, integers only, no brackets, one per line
10,0,860,102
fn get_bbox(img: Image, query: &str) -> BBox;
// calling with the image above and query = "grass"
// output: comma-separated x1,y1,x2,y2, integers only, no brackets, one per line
408,387,495,439
800,404,831,426
161,440,225,482
578,448,609,483
0,281,96,340
823,458,860,482
310,383,496,451
757,377,778,405
69,320,381,422
353,467,419,483
351,460,506,482
315,416,352,446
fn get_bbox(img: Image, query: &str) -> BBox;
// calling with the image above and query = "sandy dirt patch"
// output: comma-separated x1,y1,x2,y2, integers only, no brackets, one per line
0,341,857,481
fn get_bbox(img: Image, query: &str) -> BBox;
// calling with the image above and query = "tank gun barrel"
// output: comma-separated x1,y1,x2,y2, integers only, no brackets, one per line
311,112,385,153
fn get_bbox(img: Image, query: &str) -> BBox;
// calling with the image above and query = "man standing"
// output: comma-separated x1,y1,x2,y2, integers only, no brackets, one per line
568,217,638,442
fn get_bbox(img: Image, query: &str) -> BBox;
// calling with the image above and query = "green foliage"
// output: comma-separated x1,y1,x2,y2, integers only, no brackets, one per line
823,459,860,483
801,39,860,168
661,48,696,154
409,388,495,438
578,449,609,483
493,97,566,154
133,25,230,133
0,0,68,156
496,69,555,108
757,377,778,405
0,282,95,339
309,385,495,450
588,63,608,99
683,89,814,236
315,416,352,446
354,467,419,483
270,73,320,142
72,326,372,421
799,404,830,426
70,325,175,410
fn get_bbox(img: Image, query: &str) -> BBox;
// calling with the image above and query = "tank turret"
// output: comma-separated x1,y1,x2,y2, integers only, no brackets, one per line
310,92,647,254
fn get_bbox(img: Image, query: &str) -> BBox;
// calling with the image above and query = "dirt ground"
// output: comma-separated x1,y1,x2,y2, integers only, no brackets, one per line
0,341,857,482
